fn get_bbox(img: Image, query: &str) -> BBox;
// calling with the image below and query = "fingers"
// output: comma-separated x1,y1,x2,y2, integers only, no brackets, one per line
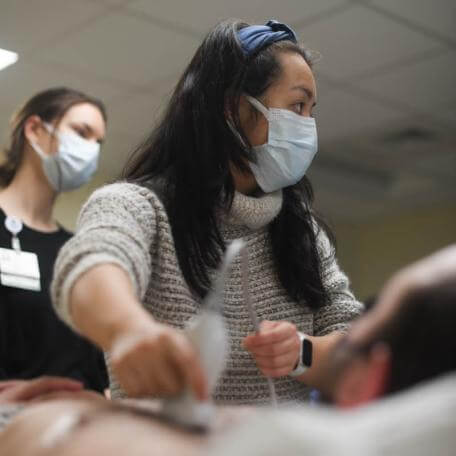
172,334,208,401
0,380,26,393
147,336,186,397
110,325,208,400
244,321,297,349
116,358,149,397
255,351,300,377
243,320,301,378
244,336,298,357
1,377,83,403
31,390,105,403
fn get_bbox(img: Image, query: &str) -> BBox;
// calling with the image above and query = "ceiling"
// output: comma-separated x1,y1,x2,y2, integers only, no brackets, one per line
1,0,455,222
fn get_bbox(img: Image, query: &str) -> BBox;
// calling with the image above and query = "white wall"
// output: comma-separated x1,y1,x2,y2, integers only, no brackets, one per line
54,173,114,231
333,204,456,301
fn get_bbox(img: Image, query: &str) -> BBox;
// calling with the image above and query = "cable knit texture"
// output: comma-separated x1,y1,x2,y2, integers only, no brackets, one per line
52,182,363,405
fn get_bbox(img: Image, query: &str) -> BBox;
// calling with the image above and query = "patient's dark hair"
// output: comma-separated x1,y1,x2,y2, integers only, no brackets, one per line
362,281,456,394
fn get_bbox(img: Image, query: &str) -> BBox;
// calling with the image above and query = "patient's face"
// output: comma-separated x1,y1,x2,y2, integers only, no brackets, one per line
0,399,253,456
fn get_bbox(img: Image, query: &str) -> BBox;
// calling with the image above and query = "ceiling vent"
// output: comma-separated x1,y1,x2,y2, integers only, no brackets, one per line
381,126,438,145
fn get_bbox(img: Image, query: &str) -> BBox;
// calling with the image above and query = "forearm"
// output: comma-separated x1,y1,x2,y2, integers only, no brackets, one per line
69,264,155,351
295,331,343,396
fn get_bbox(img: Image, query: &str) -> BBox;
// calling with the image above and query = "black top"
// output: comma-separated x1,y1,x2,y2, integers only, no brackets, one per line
0,209,108,392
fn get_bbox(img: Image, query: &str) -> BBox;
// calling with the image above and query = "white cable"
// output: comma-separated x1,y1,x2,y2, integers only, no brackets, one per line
241,244,278,408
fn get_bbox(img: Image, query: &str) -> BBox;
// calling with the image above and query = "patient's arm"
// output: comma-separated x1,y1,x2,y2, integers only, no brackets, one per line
0,377,84,404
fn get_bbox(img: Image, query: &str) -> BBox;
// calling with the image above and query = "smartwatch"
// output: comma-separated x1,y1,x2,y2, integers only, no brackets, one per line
290,332,313,377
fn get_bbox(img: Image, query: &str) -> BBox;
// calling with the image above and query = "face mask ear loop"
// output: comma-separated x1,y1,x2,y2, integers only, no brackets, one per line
245,95,270,121
28,140,47,160
43,121,63,192
226,118,248,149
27,120,53,159
42,121,61,154
43,121,61,144
55,159,63,192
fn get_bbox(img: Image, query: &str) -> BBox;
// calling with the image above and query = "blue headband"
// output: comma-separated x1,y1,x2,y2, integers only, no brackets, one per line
237,20,298,57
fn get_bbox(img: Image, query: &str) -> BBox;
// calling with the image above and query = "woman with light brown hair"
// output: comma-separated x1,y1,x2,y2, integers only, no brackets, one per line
0,87,108,392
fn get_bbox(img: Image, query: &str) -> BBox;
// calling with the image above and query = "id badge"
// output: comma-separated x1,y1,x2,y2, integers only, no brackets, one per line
0,247,41,291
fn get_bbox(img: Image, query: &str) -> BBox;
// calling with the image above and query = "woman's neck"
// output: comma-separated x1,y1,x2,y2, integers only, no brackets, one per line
0,160,58,232
230,162,260,196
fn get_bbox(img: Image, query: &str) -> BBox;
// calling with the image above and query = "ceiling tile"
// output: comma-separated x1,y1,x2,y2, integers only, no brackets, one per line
127,0,348,34
107,80,176,141
412,150,456,182
313,171,456,222
320,113,456,173
438,102,456,125
299,5,442,81
357,51,456,113
98,131,138,178
0,0,106,54
33,11,200,86
87,0,136,5
370,0,456,42
0,61,125,118
316,87,404,143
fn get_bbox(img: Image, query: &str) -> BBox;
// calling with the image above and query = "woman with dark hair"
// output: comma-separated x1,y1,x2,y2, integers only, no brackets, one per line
52,20,363,404
0,87,108,392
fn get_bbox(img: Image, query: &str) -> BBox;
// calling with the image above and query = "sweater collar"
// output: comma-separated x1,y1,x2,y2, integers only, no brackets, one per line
224,189,283,230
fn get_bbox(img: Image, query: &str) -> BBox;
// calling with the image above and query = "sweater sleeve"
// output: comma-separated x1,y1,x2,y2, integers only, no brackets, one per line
313,225,364,336
51,182,157,331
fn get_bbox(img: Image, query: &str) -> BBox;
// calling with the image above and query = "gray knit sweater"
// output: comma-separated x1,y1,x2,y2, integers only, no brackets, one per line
52,183,363,404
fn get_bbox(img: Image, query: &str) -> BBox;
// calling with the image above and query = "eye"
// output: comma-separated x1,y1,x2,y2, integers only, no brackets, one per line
72,126,89,139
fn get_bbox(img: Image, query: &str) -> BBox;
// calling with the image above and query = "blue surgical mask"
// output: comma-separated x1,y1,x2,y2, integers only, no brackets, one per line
246,96,318,193
30,123,100,192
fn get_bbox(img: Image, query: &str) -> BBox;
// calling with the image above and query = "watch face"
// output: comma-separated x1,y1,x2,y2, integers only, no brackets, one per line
302,338,313,367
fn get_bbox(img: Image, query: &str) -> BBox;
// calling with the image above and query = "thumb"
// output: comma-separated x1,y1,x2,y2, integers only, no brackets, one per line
259,320,278,332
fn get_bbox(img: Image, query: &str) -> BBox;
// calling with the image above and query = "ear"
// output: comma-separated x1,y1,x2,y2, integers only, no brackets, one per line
224,94,251,121
334,343,391,408
23,115,45,146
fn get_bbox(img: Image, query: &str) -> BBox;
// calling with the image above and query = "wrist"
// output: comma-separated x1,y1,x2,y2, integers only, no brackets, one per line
289,332,313,377
105,305,157,350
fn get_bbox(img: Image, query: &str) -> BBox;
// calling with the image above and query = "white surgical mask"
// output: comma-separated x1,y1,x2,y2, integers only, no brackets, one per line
246,95,318,193
30,122,100,192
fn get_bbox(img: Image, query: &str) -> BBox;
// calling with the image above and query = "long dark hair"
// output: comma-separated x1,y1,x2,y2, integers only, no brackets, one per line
124,20,333,310
0,87,107,187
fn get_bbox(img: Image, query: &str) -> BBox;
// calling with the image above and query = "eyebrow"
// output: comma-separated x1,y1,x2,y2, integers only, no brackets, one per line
291,86,317,106
74,122,105,144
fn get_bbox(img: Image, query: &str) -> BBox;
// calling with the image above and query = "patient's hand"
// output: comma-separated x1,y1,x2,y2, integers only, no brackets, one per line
0,377,84,404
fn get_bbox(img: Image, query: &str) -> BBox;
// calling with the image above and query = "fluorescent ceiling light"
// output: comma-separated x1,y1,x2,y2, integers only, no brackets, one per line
0,48,18,71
